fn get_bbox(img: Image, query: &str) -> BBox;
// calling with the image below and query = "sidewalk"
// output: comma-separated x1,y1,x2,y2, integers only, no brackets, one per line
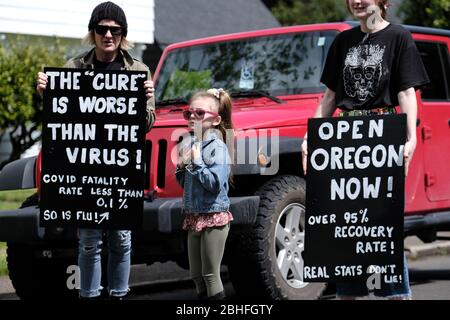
0,274,14,296
1,233,449,296
405,232,450,260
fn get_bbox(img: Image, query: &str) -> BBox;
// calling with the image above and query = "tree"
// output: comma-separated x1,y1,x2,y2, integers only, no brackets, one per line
271,0,348,26
398,0,450,29
0,36,66,168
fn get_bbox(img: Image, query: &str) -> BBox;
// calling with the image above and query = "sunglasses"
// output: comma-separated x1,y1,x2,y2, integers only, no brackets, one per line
183,108,219,120
94,25,123,36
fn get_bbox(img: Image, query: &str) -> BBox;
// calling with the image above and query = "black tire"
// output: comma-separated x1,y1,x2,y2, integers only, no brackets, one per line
7,193,78,300
227,175,326,300
7,244,78,300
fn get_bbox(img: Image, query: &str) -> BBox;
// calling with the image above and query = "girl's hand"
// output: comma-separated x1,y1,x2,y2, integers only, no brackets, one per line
404,138,416,177
144,80,155,100
191,143,201,163
36,72,48,96
301,139,308,175
177,151,185,168
178,146,191,168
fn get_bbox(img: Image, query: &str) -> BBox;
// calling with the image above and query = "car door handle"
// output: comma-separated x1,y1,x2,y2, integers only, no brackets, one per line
448,119,450,127
416,119,420,127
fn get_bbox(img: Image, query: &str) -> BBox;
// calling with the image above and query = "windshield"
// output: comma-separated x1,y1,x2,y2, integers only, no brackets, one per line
155,30,338,106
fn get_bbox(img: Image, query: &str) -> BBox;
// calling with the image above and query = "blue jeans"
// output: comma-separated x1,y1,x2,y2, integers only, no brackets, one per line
78,229,131,298
336,254,411,299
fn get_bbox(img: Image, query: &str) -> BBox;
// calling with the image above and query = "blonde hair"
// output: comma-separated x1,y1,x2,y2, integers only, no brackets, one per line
191,89,234,142
191,89,235,183
81,30,134,51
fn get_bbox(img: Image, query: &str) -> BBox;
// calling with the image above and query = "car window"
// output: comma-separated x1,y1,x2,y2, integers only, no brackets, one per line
155,31,338,104
415,41,450,101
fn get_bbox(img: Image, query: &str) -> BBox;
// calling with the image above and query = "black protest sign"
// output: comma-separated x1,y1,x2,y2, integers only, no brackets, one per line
40,67,147,230
303,115,406,285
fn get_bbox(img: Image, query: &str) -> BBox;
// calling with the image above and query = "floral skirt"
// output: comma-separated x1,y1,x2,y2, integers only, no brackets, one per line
182,211,234,232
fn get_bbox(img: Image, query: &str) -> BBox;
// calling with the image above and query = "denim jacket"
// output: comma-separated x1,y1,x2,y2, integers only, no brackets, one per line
175,131,231,214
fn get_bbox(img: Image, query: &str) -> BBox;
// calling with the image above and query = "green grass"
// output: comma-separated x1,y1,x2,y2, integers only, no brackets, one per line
0,189,36,210
0,189,36,276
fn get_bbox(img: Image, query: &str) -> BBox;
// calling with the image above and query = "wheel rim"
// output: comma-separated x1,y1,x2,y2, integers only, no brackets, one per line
274,203,307,289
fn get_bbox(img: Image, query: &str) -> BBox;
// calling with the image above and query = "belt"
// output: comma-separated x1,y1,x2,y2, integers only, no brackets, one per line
339,107,396,117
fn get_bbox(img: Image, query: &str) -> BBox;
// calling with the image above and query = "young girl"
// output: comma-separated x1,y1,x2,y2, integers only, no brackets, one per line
175,88,234,300
301,0,429,299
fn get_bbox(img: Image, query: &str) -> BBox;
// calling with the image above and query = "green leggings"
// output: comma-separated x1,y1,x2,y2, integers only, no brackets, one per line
187,224,230,297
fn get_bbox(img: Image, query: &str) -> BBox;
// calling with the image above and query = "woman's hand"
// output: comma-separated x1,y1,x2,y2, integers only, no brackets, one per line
144,80,155,100
301,138,308,176
36,72,48,96
301,89,335,176
403,138,416,177
398,88,419,177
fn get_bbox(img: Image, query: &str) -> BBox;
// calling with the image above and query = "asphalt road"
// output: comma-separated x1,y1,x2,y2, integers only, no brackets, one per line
2,254,449,300
127,255,450,300
406,255,450,300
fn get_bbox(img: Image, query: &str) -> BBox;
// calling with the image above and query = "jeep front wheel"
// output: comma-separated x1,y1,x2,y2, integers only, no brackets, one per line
7,244,78,300
227,175,326,299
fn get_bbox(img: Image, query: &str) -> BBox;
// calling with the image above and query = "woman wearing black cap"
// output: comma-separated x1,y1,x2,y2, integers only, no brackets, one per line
36,1,155,299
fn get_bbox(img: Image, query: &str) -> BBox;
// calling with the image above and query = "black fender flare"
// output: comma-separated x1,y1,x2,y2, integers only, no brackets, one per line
0,156,36,191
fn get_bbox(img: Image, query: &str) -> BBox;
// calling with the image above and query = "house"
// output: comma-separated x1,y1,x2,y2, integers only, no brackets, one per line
0,0,279,71
145,0,280,71
0,133,11,166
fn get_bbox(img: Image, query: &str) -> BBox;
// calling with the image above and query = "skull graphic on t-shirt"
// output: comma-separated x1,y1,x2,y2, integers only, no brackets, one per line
343,44,386,102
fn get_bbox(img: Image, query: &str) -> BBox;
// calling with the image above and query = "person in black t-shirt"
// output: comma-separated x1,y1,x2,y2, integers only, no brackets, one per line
36,2,155,300
301,0,429,300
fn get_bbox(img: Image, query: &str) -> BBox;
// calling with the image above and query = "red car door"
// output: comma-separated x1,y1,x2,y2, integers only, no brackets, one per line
414,34,450,205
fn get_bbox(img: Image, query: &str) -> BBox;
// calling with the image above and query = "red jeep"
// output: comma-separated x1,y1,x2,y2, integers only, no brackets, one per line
0,21,449,300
